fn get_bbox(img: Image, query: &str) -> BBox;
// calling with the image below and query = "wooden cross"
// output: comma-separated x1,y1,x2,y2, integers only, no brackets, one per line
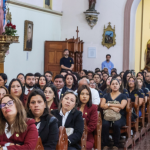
76,26,79,38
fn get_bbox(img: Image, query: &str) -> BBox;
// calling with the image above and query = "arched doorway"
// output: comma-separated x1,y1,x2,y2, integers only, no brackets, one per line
123,0,141,71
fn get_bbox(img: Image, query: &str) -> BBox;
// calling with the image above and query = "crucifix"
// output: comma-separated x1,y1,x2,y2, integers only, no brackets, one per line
76,26,79,38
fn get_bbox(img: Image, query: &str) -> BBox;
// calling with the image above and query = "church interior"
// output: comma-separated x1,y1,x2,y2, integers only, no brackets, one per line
0,0,150,150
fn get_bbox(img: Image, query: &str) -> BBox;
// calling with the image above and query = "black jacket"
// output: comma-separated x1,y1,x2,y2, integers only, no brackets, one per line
51,109,84,149
38,115,59,150
60,86,68,99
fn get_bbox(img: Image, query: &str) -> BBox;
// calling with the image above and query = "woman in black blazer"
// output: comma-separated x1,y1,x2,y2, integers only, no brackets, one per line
51,90,84,150
26,89,59,150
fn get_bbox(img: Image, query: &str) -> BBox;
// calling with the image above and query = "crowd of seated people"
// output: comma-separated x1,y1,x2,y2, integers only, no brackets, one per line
0,68,149,150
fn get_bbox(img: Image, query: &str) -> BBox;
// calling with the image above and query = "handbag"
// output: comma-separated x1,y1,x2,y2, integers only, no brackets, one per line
103,100,121,122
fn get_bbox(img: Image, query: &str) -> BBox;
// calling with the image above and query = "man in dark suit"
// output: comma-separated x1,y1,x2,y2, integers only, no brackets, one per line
53,74,68,99
22,73,35,106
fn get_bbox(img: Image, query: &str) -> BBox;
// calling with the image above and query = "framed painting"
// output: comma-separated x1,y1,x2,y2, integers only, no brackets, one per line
43,0,53,9
24,20,33,51
102,22,116,49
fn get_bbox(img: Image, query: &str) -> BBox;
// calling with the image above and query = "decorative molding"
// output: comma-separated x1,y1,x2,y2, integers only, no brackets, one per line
6,0,62,16
123,0,134,71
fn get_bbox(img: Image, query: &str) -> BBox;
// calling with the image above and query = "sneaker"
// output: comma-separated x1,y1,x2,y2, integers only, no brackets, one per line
112,146,118,150
103,146,109,150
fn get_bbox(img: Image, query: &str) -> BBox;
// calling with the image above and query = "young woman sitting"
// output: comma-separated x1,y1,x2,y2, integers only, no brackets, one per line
113,75,129,98
8,79,24,102
43,83,59,111
38,75,48,90
127,77,144,117
102,76,112,95
101,79,127,150
51,91,84,150
137,77,149,103
26,89,59,150
0,86,8,99
78,85,98,150
0,94,38,150
65,73,78,91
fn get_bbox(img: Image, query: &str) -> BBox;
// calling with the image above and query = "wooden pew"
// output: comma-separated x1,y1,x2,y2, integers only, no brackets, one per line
145,91,150,131
109,98,133,150
131,96,140,145
94,111,102,150
139,96,146,137
81,119,88,150
56,126,68,150
35,136,44,150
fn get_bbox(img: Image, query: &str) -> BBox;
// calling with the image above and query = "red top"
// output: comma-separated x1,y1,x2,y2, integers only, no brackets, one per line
78,104,98,149
50,101,58,111
0,119,38,150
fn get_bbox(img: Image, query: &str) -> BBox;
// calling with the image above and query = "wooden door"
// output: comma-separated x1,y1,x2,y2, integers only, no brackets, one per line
44,41,68,80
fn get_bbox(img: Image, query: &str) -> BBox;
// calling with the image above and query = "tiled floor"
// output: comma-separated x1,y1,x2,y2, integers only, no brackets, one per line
106,132,150,150
128,132,150,150
116,132,150,150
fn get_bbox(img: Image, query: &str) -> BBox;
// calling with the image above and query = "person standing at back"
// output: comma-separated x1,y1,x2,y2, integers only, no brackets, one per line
60,49,74,71
102,54,114,75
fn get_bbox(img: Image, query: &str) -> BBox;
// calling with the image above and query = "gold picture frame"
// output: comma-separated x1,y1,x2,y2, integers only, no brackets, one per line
102,22,116,49
43,0,53,9
24,20,33,51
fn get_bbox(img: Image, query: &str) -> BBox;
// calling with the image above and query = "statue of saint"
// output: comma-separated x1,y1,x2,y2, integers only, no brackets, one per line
87,0,96,11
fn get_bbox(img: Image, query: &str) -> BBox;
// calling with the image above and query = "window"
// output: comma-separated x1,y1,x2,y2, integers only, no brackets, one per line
43,0,52,9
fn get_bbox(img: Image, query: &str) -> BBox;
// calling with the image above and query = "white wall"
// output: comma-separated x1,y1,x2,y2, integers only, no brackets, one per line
61,0,127,73
4,3,62,83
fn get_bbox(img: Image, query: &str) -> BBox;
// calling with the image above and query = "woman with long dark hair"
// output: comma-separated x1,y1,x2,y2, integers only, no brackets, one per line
101,79,127,150
137,77,149,102
43,84,59,111
113,75,129,98
101,76,112,95
0,73,8,89
38,75,48,90
65,73,78,91
26,89,59,150
8,79,24,102
51,91,84,150
123,70,132,88
127,77,144,117
78,85,98,150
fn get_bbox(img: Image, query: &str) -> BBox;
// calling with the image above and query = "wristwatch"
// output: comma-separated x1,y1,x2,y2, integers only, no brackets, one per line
107,103,110,107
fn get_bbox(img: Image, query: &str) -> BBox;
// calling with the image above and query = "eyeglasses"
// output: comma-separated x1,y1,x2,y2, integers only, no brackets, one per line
0,100,14,109
90,83,96,85
66,90,78,96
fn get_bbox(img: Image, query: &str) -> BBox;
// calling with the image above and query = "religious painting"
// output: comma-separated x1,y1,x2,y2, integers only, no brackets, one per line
24,20,33,51
102,22,116,49
43,0,52,9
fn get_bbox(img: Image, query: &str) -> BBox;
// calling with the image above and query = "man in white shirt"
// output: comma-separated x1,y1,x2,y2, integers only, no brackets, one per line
53,75,68,99
78,78,100,105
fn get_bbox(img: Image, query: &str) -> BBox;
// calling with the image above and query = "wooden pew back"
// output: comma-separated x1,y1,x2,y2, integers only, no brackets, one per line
56,126,68,150
35,136,44,150
94,111,102,150
81,119,88,150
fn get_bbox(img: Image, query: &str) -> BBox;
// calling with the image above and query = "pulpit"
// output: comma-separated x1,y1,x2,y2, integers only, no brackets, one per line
44,27,84,78
0,35,19,73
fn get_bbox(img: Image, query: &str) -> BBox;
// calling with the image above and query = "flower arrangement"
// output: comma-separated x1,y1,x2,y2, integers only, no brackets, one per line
3,21,17,36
